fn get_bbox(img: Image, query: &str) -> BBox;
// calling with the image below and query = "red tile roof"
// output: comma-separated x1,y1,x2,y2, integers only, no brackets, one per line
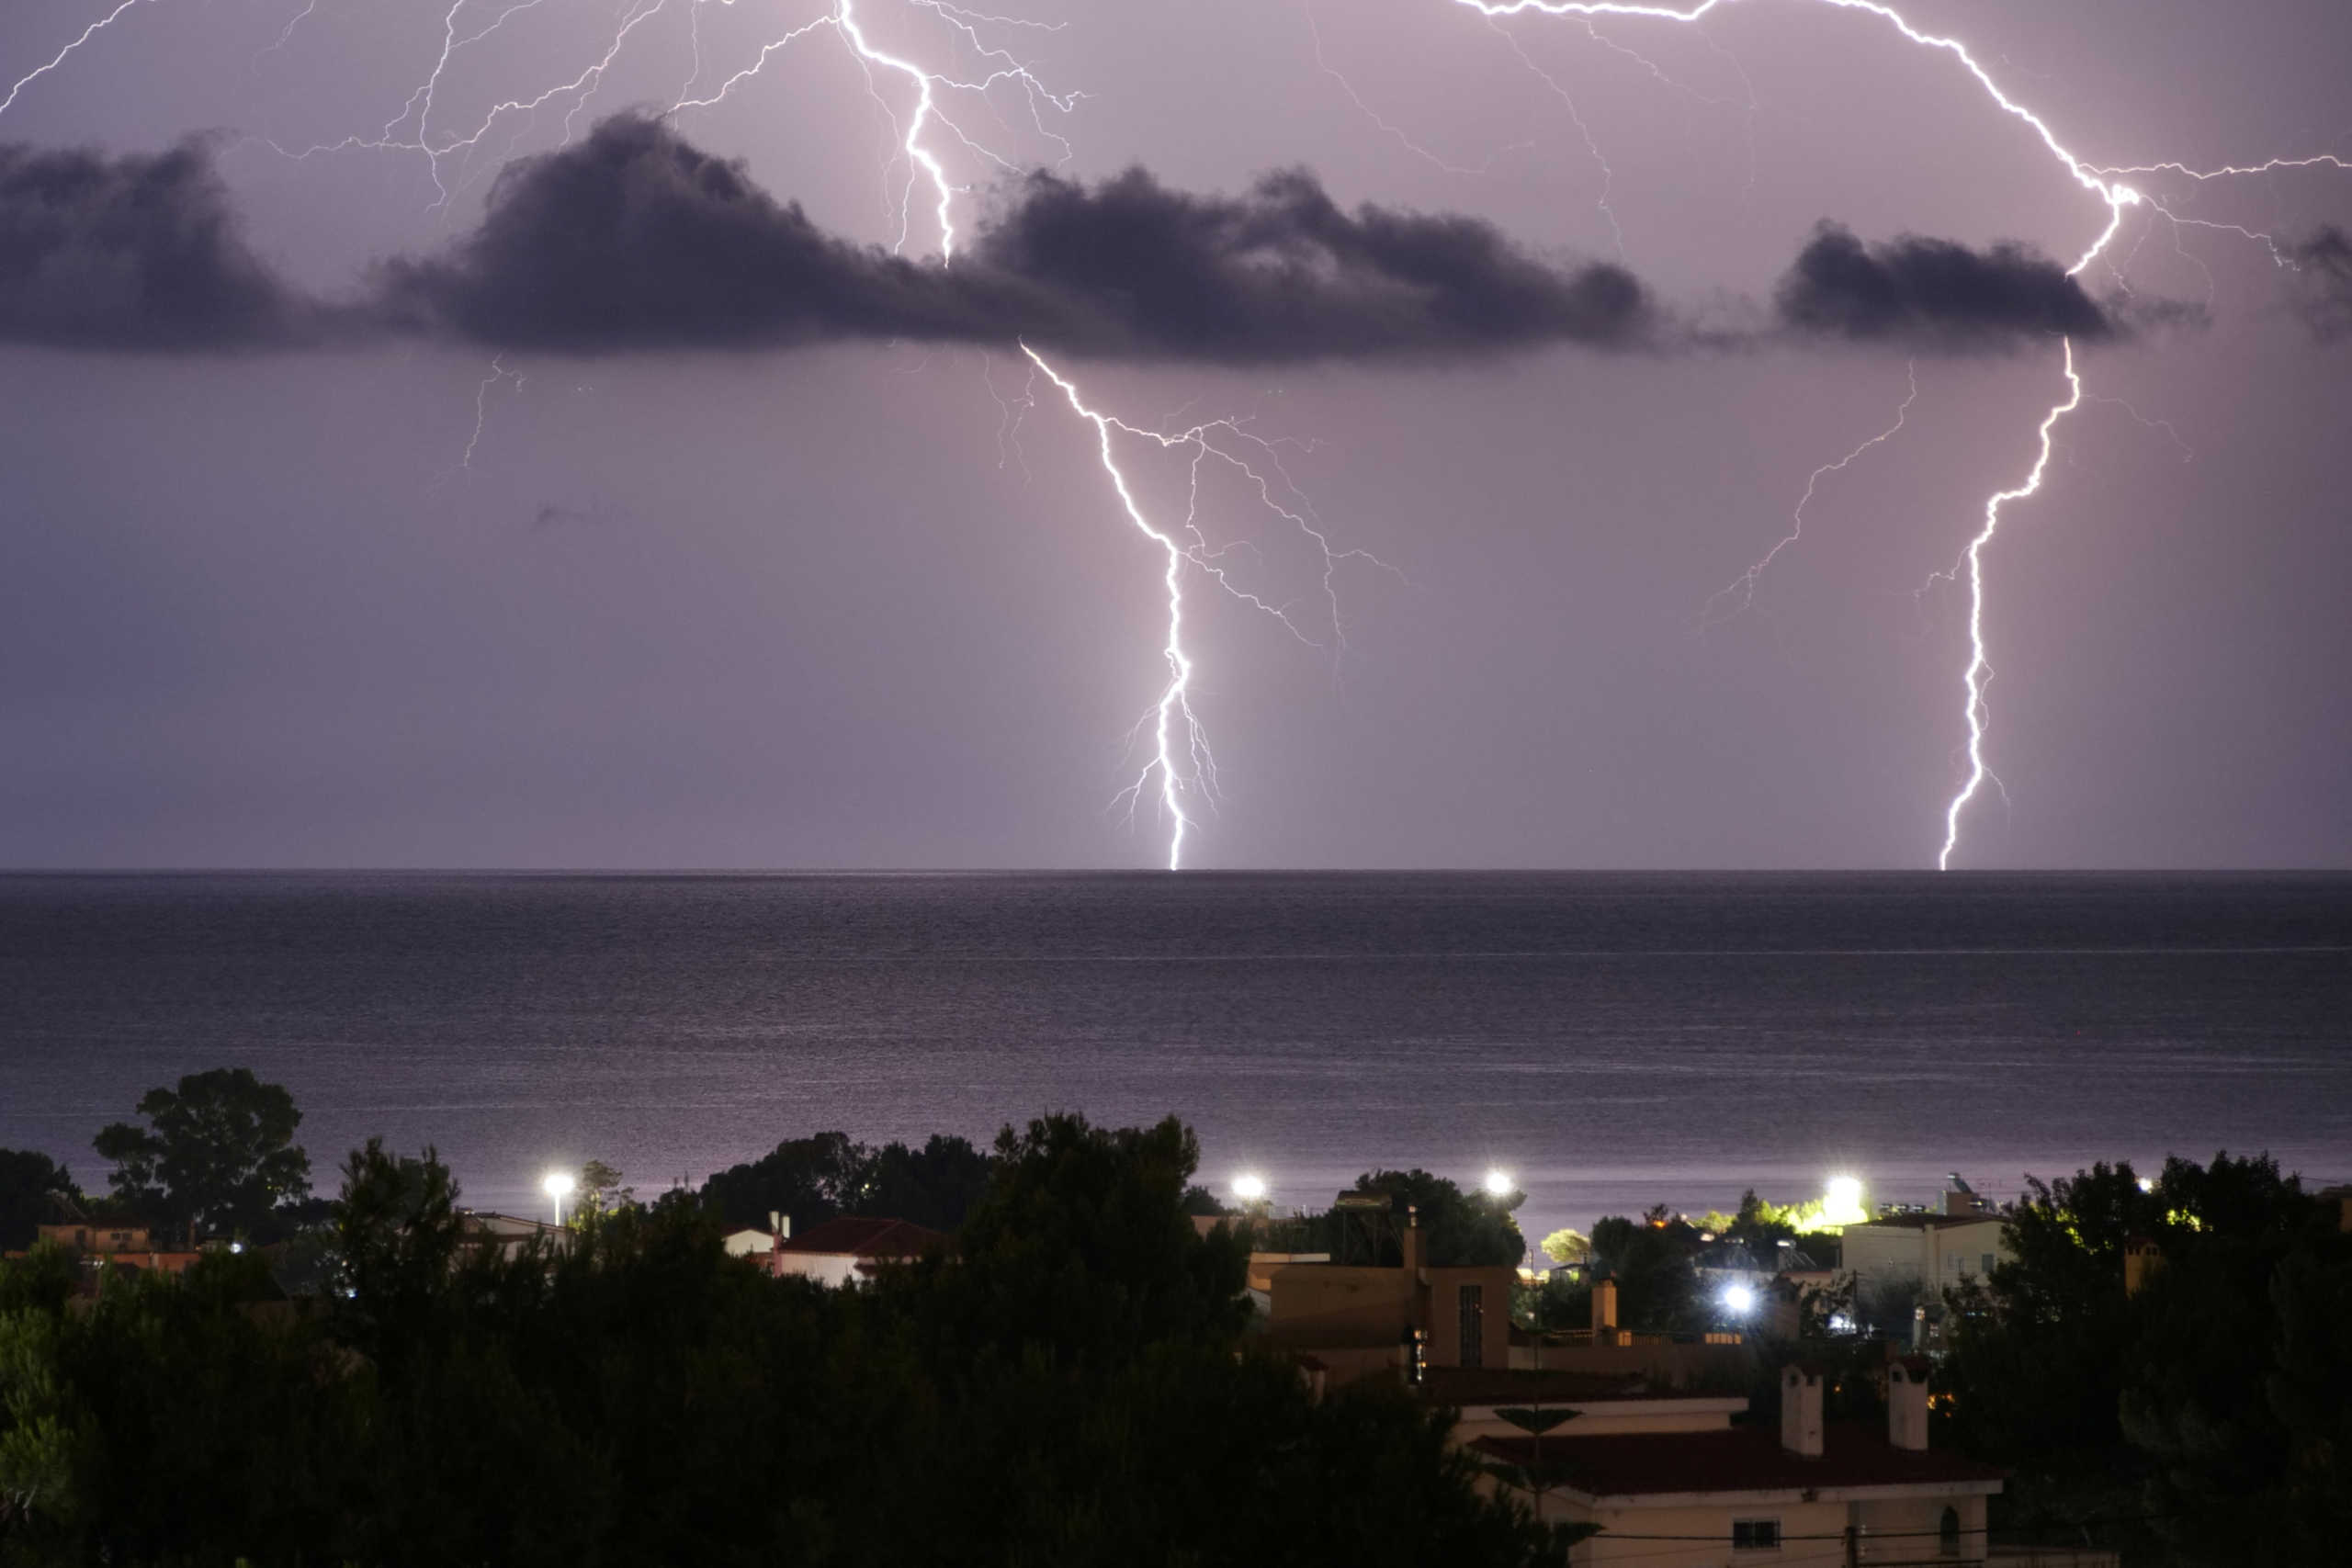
774,1216,946,1259
1419,1367,1664,1405
1472,1422,2004,1498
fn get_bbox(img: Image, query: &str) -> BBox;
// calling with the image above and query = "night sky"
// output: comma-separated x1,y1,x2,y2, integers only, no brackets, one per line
3,0,2347,870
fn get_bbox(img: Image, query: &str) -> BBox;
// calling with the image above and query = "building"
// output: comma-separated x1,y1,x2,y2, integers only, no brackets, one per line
458,1211,571,1258
7,1220,205,1283
724,1212,788,1258
1839,1180,2011,1302
1253,1206,1513,1384
767,1216,945,1287
1469,1359,2006,1566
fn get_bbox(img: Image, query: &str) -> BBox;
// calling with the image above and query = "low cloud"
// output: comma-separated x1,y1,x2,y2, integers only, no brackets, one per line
0,140,306,350
1776,221,2113,347
2285,226,2352,342
4,121,2145,363
380,114,1650,360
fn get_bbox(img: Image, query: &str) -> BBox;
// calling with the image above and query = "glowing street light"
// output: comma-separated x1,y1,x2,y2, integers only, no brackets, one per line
1231,1173,1267,1203
543,1168,575,1228
1723,1283,1756,1316
1483,1168,1514,1199
1823,1175,1868,1227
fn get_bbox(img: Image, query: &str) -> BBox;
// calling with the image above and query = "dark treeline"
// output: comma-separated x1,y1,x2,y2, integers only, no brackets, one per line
6,1070,2349,1565
1939,1154,2352,1564
0,1102,1570,1566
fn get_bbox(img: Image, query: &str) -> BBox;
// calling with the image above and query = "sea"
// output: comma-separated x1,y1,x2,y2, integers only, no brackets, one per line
4,871,2347,1243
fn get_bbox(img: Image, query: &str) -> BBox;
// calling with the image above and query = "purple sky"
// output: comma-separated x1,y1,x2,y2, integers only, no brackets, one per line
2,0,2347,870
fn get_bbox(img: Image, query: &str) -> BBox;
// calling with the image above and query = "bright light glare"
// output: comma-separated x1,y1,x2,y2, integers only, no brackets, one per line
1723,1283,1756,1315
542,1171,575,1198
2136,1177,2154,1193
1823,1175,1867,1226
1483,1169,1513,1198
1231,1174,1267,1202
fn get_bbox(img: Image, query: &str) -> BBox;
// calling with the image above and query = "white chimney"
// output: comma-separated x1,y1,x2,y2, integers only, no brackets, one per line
1888,1356,1931,1450
1781,1364,1825,1458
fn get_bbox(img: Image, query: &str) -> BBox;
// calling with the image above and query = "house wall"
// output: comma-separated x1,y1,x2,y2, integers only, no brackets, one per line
1854,1493,1987,1562
1546,1495,1989,1567
1426,1267,1515,1369
1551,1498,1850,1568
773,1254,861,1289
1842,1220,2010,1294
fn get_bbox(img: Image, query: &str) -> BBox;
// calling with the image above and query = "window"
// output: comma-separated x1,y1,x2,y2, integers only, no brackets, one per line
1458,1283,1484,1367
1732,1518,1781,1551
1939,1506,1962,1554
1981,1253,1996,1276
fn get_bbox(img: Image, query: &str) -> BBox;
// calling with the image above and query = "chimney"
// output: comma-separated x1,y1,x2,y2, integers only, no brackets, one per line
1401,1203,1424,1275
1781,1364,1825,1458
769,1210,787,1239
1591,1278,1619,1344
1888,1356,1930,1450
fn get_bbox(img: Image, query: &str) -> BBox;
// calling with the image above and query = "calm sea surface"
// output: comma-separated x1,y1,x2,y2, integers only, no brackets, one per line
3,872,2347,1240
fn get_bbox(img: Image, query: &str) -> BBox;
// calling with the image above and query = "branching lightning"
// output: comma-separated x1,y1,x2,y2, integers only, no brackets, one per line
1934,340,2079,871
1020,344,1391,867
8,0,2346,867
1702,357,1917,626
1023,346,1207,870
1434,0,2346,865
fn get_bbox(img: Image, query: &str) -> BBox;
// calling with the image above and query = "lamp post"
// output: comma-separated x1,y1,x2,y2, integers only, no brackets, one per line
543,1169,575,1230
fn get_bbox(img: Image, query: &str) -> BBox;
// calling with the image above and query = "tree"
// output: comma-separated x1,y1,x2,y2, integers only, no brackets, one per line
1345,1169,1528,1268
697,1131,866,1234
1587,1212,1704,1331
0,1151,76,1253
1939,1152,2352,1565
1540,1227,1590,1266
90,1068,311,1247
572,1159,633,1223
855,1135,992,1231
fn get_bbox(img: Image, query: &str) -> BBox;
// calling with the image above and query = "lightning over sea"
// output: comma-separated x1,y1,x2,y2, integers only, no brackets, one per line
0,0,2346,870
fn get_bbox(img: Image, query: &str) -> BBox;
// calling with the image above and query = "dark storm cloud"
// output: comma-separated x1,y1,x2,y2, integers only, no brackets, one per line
2285,226,2352,342
0,140,307,350
965,162,1648,358
1776,221,2114,346
376,114,1649,359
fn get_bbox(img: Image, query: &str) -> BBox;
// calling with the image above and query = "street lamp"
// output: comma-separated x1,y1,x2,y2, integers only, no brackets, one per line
543,1169,575,1228
1484,1168,1514,1199
1723,1283,1756,1316
1231,1173,1267,1203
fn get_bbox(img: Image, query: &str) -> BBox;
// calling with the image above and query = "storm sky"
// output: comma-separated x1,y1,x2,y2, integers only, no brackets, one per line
3,0,2347,869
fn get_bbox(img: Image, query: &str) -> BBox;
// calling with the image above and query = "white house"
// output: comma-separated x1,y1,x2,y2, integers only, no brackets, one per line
765,1215,945,1287
1468,1359,2005,1567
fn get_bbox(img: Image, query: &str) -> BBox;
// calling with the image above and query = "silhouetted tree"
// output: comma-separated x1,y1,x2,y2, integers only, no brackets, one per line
90,1068,310,1247
0,1152,75,1253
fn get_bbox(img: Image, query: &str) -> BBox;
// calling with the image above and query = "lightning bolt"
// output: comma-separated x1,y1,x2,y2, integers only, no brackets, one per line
1702,357,1917,626
1019,346,1391,866
12,0,2346,868
1936,340,2079,871
1,0,152,120
1023,346,1208,870
1436,0,2160,865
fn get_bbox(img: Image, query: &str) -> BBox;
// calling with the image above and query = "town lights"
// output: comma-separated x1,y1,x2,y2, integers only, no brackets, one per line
1723,1284,1756,1316
543,1169,576,1227
1823,1175,1868,1227
1483,1168,1513,1199
1231,1173,1267,1203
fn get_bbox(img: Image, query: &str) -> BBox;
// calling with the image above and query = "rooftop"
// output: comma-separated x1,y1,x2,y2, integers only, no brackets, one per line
1849,1212,2006,1231
775,1216,946,1259
1472,1421,2005,1500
